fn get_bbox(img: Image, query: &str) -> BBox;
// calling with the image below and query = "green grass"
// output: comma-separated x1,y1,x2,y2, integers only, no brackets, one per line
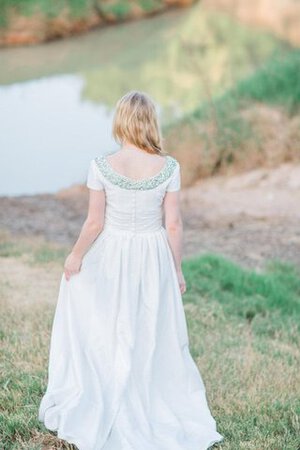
0,0,166,27
0,0,91,26
163,50,300,178
99,0,133,19
0,301,56,449
0,236,299,449
0,234,67,264
191,49,300,123
183,255,300,449
186,49,300,144
184,254,300,317
32,245,67,265
0,240,28,258
183,254,300,342
234,50,300,112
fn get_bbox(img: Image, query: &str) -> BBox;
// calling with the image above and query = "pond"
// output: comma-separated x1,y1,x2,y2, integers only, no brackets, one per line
0,2,286,195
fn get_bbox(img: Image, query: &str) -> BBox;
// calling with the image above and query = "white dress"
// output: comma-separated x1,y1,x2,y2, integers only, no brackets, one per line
38,152,223,450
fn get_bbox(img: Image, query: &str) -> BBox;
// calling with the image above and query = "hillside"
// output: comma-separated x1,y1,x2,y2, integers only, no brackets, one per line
164,50,300,186
0,0,195,47
203,0,300,46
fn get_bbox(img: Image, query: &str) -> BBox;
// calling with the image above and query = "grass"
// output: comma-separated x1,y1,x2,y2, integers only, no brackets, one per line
0,0,167,27
184,254,300,319
183,255,300,449
164,49,300,138
234,50,300,113
0,0,91,26
0,232,299,449
82,5,288,113
163,49,300,181
191,49,300,122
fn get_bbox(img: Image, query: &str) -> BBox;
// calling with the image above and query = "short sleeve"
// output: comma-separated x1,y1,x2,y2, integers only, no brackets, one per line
86,159,104,191
166,162,181,192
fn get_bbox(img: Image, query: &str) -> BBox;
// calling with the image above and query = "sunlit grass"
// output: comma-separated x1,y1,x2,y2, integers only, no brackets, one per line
191,49,300,122
0,233,299,449
164,49,300,181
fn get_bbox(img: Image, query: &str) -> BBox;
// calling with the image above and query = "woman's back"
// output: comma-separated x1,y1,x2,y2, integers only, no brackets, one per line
87,149,181,234
106,149,169,181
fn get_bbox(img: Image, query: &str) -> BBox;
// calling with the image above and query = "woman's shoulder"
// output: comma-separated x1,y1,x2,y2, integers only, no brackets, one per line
165,155,180,173
164,153,179,163
170,155,179,164
92,150,117,163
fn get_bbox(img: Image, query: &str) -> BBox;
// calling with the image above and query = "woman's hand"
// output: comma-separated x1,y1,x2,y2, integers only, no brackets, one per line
64,252,82,281
176,269,186,295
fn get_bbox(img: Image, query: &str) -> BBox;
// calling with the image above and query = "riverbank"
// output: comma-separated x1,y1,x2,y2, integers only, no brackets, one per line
164,50,300,186
0,0,195,47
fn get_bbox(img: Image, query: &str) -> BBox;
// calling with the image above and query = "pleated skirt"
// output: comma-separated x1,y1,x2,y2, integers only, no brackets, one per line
38,226,223,450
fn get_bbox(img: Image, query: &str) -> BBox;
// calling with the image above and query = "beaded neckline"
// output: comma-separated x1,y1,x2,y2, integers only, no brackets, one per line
94,154,178,190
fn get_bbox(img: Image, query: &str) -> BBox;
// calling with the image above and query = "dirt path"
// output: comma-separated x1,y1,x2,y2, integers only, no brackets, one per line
1,163,300,269
181,163,300,268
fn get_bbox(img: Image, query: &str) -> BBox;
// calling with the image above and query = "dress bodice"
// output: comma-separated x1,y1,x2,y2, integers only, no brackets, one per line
86,152,181,234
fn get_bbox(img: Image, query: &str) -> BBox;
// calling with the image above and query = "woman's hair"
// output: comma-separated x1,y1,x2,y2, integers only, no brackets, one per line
112,90,167,155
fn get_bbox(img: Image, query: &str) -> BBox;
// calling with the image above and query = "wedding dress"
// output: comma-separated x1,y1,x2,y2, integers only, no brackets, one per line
38,152,223,450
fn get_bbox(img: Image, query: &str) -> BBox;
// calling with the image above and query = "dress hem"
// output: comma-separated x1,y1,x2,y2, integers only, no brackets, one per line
39,416,224,450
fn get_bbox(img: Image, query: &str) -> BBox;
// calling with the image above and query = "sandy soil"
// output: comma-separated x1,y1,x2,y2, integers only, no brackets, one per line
182,163,300,268
1,163,300,270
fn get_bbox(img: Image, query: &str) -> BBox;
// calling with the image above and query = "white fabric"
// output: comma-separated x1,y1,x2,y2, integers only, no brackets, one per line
87,159,105,191
165,163,181,192
38,156,223,450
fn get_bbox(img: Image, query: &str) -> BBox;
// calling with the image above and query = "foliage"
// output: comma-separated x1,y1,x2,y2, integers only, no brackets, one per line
0,0,91,26
191,50,300,122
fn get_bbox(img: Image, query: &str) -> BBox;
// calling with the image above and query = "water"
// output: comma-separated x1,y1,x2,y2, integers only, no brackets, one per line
0,3,285,196
0,8,187,196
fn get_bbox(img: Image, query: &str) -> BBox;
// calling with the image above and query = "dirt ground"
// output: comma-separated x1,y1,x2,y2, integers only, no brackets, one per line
1,163,300,270
182,163,300,268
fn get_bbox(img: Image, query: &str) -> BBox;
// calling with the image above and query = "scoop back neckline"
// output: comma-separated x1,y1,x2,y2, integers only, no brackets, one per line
103,154,171,183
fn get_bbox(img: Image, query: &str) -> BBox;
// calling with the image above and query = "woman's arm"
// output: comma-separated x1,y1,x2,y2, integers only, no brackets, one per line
163,191,186,294
64,189,105,281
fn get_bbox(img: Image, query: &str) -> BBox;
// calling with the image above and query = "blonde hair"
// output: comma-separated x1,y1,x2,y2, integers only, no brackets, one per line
112,90,167,155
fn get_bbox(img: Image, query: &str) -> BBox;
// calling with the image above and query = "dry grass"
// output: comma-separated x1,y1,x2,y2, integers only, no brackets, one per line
166,103,300,186
0,231,299,449
203,0,300,46
164,50,300,186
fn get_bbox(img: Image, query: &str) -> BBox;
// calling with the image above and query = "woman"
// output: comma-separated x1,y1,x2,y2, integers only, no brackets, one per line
38,90,223,449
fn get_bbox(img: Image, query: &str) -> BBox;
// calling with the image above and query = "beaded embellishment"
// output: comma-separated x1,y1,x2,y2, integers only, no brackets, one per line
94,154,178,190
